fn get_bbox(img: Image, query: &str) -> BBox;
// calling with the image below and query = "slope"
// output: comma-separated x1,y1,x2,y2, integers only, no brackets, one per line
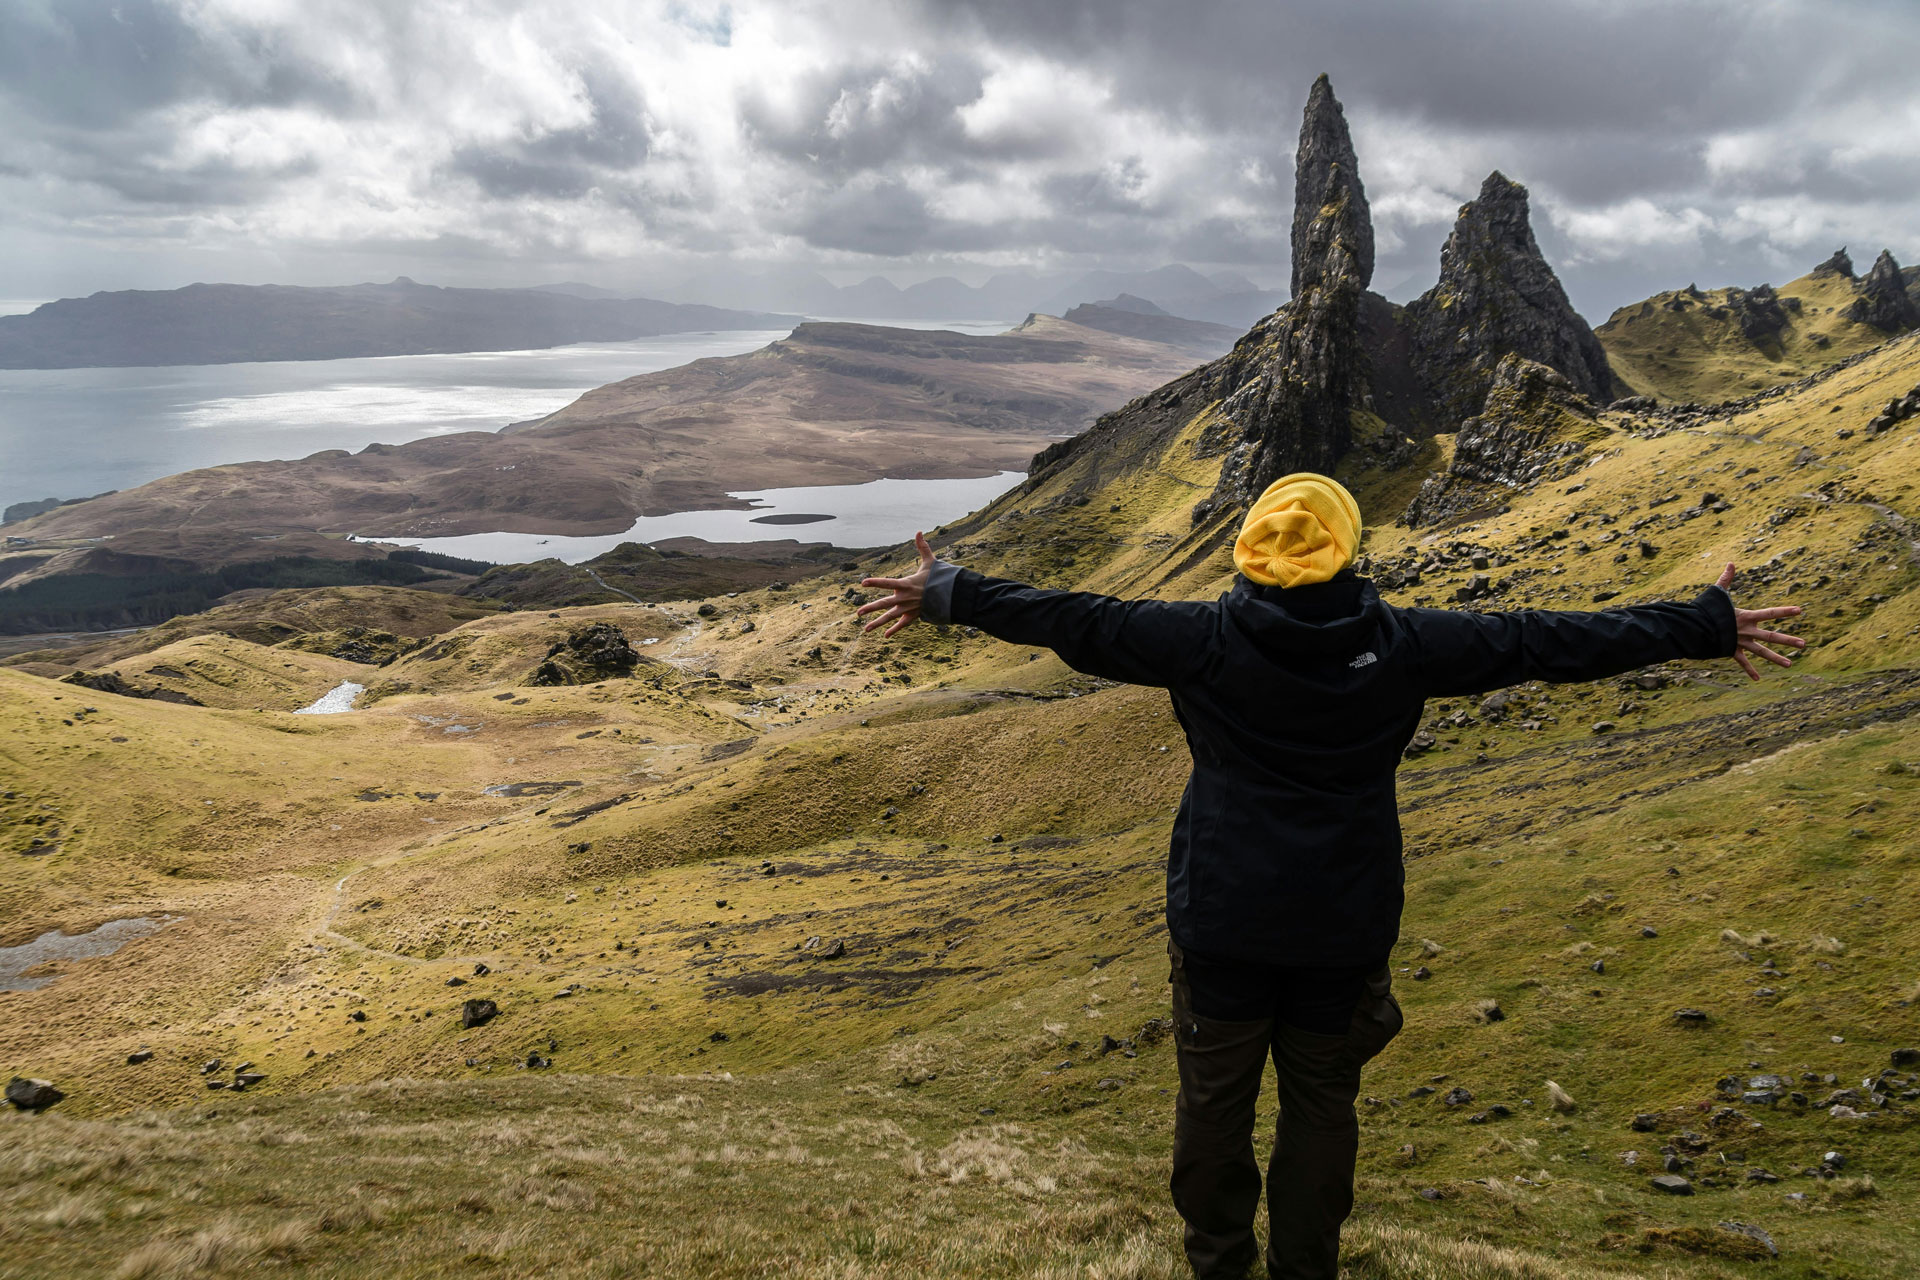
1598,256,1915,404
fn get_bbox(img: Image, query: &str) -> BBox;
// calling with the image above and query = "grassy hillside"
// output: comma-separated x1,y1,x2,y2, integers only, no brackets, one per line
1597,269,1897,404
5,332,1920,1277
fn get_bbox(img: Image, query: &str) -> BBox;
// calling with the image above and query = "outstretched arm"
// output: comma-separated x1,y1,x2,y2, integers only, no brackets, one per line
1408,562,1804,698
855,532,1214,688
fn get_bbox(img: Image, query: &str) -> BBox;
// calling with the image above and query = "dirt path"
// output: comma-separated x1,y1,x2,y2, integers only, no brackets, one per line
584,567,645,604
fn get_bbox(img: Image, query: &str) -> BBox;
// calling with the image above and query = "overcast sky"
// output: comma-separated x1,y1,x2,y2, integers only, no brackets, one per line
2,0,1916,319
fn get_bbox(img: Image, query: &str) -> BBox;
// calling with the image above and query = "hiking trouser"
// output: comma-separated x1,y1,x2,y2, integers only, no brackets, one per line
1167,940,1403,1280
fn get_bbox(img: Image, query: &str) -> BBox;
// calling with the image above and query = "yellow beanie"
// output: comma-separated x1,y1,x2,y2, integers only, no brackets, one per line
1232,472,1362,588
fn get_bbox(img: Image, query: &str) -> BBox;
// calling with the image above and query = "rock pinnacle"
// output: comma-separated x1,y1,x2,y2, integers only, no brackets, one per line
1292,74,1374,297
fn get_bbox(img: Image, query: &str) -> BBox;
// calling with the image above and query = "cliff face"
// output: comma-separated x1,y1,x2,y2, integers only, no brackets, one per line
1405,172,1616,425
1845,249,1920,333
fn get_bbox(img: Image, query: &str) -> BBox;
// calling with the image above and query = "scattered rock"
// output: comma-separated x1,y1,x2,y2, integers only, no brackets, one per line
126,1050,153,1065
1631,1113,1659,1132
5,1077,64,1111
1892,1048,1920,1068
200,1059,223,1074
446,976,467,987
347,1010,366,1023
233,1072,266,1089
461,999,499,1029
1650,1174,1693,1195
1443,1086,1475,1107
473,963,490,976
1716,1221,1778,1258
1673,1008,1709,1024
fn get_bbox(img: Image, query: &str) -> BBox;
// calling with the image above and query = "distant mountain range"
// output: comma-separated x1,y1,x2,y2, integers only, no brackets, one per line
549,263,1287,329
0,278,800,370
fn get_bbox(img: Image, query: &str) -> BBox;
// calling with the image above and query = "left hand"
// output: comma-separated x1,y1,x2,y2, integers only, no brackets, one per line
1716,562,1806,680
856,531,935,637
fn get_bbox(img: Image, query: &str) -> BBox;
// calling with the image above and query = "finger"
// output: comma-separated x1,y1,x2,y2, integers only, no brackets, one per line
861,576,909,589
1734,650,1760,681
1746,640,1793,668
884,614,913,637
854,596,897,616
1716,563,1735,591
1749,629,1806,648
862,606,903,633
915,530,934,567
1738,606,1802,622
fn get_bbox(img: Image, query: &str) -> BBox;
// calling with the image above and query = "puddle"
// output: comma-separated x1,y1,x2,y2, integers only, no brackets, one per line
483,780,583,797
294,682,365,714
1,916,176,992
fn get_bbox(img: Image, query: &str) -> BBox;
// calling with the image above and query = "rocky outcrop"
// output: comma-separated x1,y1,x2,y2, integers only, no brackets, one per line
1192,79,1371,522
1291,74,1373,298
1405,172,1616,425
529,621,648,686
59,669,204,706
1844,250,1920,333
1725,284,1792,344
1403,355,1603,527
1812,247,1855,279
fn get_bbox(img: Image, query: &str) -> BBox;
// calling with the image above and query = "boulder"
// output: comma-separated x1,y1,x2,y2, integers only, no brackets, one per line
5,1077,64,1111
461,998,499,1029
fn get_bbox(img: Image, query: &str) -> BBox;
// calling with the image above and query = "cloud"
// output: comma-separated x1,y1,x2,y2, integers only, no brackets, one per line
0,0,1915,317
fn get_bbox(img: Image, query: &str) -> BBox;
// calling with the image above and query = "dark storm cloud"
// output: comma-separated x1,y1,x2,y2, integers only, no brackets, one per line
0,0,1914,317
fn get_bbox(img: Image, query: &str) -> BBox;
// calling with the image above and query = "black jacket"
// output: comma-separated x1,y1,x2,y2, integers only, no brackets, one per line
922,561,1738,967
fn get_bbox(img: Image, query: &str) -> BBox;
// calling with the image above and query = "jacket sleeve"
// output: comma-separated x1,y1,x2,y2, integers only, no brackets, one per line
921,559,1214,688
1402,585,1738,698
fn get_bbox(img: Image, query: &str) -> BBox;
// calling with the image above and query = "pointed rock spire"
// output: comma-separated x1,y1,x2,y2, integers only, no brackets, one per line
1844,249,1919,332
1291,74,1374,297
1405,171,1615,424
1192,77,1373,524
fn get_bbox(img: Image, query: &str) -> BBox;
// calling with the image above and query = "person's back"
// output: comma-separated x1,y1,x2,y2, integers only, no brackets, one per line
854,473,1802,1280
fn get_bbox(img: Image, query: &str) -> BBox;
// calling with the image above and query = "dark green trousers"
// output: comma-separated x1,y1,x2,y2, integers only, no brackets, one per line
1168,942,1403,1280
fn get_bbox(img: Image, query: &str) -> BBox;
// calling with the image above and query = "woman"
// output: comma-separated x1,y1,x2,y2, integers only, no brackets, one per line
855,473,1803,1280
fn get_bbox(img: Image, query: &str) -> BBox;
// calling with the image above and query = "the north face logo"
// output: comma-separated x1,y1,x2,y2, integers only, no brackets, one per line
1348,651,1377,669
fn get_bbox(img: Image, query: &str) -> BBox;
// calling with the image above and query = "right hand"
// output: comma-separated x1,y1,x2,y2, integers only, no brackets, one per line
1715,563,1806,681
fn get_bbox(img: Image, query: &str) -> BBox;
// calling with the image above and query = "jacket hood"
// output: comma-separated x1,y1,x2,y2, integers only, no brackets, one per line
1222,572,1386,659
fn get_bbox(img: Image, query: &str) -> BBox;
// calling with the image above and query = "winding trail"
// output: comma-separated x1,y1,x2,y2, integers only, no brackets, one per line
584,567,645,604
